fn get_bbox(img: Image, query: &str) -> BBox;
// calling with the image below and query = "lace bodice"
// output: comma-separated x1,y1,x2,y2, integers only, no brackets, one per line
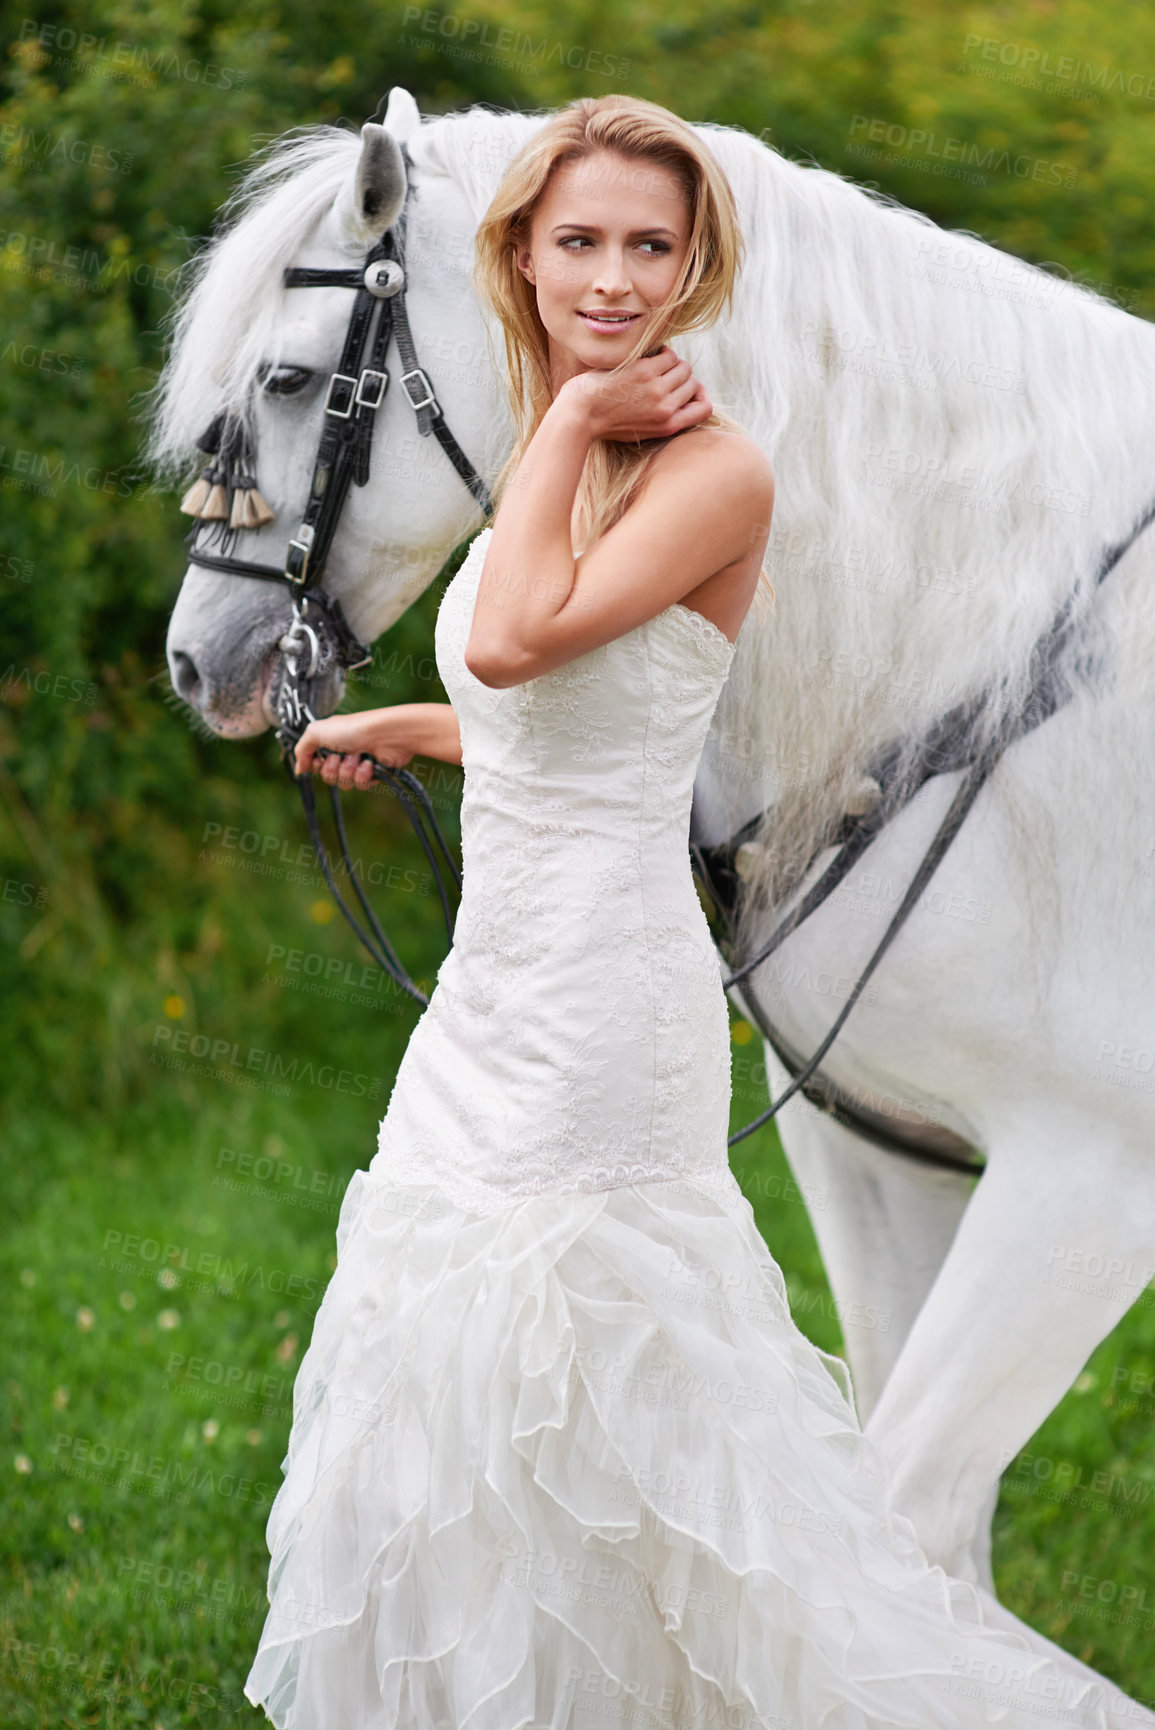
373,525,738,1212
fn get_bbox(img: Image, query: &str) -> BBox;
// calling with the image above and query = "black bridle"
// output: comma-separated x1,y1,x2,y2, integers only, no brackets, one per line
183,166,492,1009
179,163,1155,1160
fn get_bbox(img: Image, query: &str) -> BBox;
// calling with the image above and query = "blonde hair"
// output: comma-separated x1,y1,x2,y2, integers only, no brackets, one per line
471,94,773,615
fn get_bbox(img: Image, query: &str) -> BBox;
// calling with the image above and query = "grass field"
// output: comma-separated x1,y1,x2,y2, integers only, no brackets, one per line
4,1000,1154,1725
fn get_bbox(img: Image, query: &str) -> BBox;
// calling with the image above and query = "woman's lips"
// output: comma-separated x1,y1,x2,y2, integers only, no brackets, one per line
578,311,642,332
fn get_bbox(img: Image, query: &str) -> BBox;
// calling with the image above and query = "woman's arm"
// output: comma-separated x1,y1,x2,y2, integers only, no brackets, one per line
465,350,772,689
465,346,714,688
293,703,462,790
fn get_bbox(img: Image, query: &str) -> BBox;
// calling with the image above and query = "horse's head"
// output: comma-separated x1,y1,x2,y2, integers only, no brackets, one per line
156,87,509,738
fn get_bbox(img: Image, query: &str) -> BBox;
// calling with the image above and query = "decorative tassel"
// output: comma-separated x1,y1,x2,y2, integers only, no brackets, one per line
228,474,276,530
183,411,273,530
202,482,231,521
179,473,213,517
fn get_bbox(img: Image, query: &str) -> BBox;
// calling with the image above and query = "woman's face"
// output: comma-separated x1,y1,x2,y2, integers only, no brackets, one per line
515,149,692,391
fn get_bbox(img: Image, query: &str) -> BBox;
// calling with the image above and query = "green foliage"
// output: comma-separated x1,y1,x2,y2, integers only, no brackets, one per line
0,0,514,1115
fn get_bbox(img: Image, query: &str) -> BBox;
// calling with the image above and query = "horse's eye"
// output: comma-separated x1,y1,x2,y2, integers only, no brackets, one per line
261,366,314,396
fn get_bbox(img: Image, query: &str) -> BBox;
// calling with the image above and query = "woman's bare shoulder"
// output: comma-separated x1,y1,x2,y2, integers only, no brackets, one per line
645,426,774,523
655,424,773,481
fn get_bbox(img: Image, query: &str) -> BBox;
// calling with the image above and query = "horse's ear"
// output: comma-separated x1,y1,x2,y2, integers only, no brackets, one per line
338,122,407,243
382,86,421,141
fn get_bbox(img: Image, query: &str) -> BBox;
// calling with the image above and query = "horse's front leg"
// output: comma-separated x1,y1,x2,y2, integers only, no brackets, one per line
759,1041,978,1422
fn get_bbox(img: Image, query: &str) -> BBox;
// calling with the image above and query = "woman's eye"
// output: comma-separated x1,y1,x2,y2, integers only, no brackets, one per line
557,237,669,255
260,366,314,396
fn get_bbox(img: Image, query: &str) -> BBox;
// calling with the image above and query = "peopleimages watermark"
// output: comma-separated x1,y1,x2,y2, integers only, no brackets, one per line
0,228,183,295
0,444,135,500
398,7,631,79
847,115,1077,189
2,1635,220,1709
0,122,134,175
960,32,1155,103
557,1663,792,1730
771,527,980,601
1,550,35,583
908,231,1142,315
1042,1241,1155,1305
17,19,249,89
792,319,1027,398
99,1226,321,1299
150,1023,383,1100
861,441,1090,518
3,878,48,909
0,663,98,705
1059,1569,1155,1632
50,1430,275,1509
0,339,85,378
213,1143,346,1211
1006,1449,1155,1517
198,819,437,892
262,944,412,1018
1105,1362,1155,1418
112,1554,268,1623
163,1349,296,1419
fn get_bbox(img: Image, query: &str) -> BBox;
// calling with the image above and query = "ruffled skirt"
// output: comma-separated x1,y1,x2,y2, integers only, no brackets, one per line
243,1169,1149,1730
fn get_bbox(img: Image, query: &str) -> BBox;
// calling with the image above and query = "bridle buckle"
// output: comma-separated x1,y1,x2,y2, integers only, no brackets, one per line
324,372,360,419
401,366,439,414
355,368,389,411
180,198,486,1015
285,523,315,586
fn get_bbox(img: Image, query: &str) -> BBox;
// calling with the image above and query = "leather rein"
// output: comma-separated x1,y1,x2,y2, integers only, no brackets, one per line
692,496,1155,1167
184,165,490,1008
180,168,1155,1163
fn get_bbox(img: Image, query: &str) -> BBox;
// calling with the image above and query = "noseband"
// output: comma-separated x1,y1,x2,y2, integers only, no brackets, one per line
181,171,491,1008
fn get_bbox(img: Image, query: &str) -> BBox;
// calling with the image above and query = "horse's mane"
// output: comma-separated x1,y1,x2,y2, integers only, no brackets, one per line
413,109,1155,946
146,127,366,478
150,102,1155,951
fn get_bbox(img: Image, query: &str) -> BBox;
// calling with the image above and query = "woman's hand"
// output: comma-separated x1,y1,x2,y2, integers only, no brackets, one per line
561,345,713,443
293,710,414,791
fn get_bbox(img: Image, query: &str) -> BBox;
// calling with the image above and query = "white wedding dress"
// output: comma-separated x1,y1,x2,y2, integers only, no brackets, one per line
245,526,1151,1730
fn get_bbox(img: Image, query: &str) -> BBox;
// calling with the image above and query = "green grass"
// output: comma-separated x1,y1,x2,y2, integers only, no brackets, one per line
4,1020,1154,1725
2,1089,371,1728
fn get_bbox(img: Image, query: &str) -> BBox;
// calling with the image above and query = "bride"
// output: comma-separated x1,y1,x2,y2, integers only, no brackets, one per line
244,93,1152,1730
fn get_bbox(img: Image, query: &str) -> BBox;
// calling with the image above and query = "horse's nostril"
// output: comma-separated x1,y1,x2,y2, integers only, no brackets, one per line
171,651,203,705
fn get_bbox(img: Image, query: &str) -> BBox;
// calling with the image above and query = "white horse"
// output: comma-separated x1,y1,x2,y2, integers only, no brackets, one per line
155,86,1155,1678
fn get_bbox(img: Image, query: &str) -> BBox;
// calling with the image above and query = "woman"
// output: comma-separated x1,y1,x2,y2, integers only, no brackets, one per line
244,96,1147,1730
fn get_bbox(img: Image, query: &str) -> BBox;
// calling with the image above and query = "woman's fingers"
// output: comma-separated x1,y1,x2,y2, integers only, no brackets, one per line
657,380,711,436
293,724,319,777
318,752,369,791
680,380,713,424
649,357,705,429
592,349,710,440
294,719,384,788
664,370,701,415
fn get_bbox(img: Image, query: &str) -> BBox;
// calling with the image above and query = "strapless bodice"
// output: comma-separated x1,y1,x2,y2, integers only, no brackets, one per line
372,525,738,1213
